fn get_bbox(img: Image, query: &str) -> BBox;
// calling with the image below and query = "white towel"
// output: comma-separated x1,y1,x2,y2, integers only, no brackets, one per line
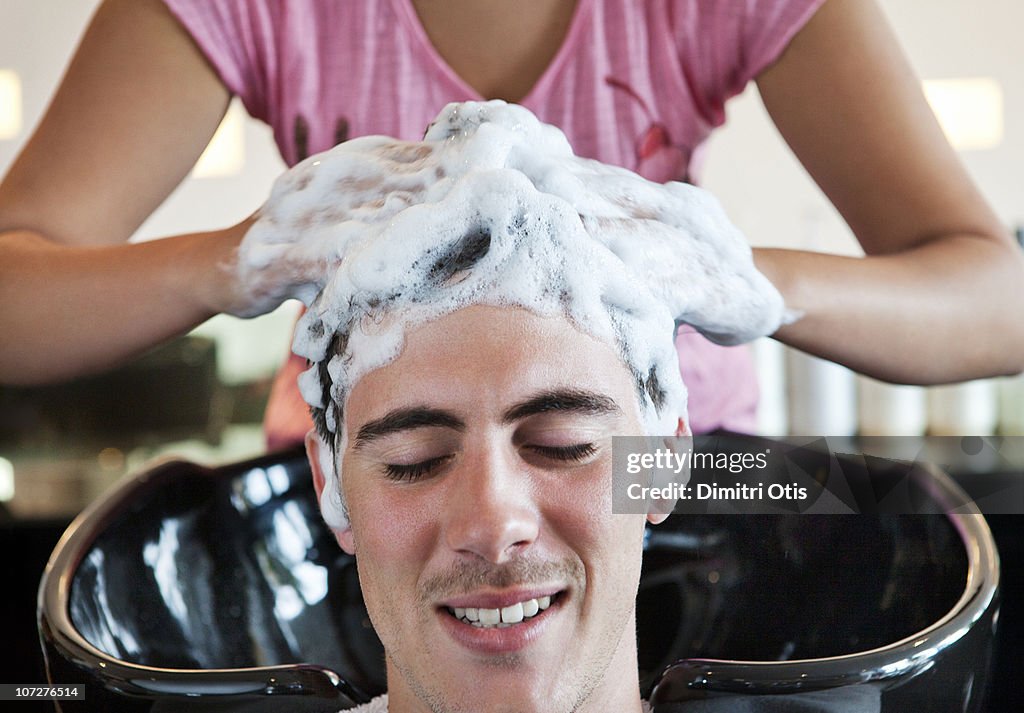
342,693,388,713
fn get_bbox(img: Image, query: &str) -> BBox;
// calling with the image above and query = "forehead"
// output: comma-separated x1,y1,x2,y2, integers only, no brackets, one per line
343,305,642,426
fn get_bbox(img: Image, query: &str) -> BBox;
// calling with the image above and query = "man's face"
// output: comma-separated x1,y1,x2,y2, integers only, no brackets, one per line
329,305,650,713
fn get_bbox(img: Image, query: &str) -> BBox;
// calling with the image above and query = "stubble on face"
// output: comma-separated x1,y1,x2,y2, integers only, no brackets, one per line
359,536,643,713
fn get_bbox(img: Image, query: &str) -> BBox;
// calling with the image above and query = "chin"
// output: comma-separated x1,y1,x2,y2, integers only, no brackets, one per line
454,687,566,713
426,666,575,713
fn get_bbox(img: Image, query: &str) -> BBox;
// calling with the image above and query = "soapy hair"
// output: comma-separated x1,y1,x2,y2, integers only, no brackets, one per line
238,100,791,529
308,231,670,450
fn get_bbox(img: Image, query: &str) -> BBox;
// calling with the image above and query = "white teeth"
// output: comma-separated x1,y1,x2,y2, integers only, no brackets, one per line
478,608,501,626
449,595,556,628
500,602,524,624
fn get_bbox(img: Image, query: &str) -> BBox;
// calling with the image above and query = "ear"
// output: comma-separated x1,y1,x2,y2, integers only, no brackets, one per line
305,429,357,555
306,429,328,499
646,417,689,525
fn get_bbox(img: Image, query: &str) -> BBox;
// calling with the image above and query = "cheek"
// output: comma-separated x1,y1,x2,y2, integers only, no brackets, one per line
345,478,437,582
547,466,646,596
346,497,433,640
561,458,617,531
547,464,640,560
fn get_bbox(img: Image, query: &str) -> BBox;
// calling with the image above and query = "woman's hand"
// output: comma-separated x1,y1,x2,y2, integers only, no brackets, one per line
218,212,337,319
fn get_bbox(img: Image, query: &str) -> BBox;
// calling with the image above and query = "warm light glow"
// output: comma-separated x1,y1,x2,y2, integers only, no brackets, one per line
923,78,1004,151
0,69,23,140
192,99,246,178
97,447,126,472
0,456,14,502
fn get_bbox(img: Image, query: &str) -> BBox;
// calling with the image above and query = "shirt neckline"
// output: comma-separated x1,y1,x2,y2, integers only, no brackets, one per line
389,0,595,107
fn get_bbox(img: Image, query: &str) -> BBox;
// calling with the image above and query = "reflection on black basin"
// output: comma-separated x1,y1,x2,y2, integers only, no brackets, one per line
38,436,999,711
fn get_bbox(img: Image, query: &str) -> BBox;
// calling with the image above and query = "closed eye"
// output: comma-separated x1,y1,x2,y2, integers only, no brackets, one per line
528,443,598,461
383,454,453,482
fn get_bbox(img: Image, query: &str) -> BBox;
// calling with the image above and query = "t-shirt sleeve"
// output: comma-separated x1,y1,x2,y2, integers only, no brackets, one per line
671,0,827,126
161,0,278,122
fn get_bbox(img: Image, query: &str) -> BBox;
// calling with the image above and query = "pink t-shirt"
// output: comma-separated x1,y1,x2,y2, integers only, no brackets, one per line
164,0,824,445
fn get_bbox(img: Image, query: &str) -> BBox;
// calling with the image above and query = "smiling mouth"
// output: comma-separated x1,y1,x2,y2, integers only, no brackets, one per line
446,594,557,628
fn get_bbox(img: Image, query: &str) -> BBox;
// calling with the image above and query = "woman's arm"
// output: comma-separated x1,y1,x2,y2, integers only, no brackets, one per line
753,0,1024,384
0,0,253,385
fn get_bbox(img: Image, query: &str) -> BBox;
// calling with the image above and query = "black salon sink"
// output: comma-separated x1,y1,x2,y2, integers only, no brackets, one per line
38,436,998,711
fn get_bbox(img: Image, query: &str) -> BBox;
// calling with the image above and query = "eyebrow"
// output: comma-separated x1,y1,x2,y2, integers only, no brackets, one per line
353,408,464,449
352,388,622,450
500,388,622,424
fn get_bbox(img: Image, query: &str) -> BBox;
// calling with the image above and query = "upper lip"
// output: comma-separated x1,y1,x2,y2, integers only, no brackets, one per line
439,587,563,610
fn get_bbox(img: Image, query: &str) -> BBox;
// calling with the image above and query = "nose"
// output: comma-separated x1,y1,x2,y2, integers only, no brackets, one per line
442,443,540,564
